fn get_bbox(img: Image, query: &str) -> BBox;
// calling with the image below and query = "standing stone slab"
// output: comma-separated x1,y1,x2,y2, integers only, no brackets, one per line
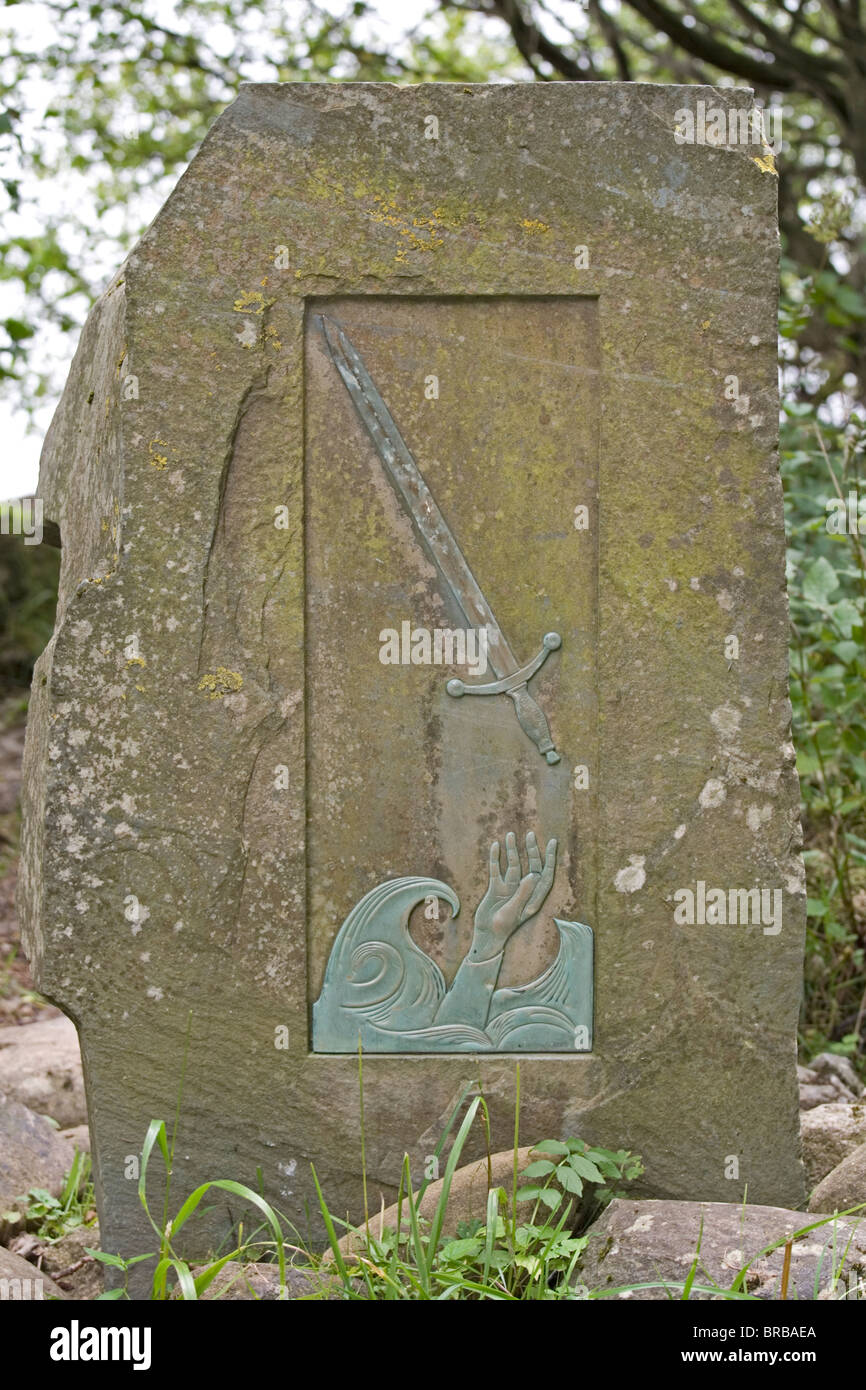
20,82,806,1275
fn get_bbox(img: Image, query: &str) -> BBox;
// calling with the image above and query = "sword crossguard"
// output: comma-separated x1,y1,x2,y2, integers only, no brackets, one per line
446,632,562,765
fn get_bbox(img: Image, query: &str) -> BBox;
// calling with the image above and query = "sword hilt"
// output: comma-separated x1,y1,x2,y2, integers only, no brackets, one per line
509,684,561,765
445,632,562,764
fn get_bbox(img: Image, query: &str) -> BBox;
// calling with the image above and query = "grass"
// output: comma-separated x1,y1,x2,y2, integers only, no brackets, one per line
3,1147,96,1243
76,1056,865,1301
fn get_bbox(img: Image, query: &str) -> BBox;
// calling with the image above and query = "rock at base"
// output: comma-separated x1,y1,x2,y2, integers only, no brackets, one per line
192,1262,343,1300
0,1244,67,1300
0,1015,86,1128
579,1198,866,1300
809,1141,866,1215
0,1093,75,1237
800,1100,866,1189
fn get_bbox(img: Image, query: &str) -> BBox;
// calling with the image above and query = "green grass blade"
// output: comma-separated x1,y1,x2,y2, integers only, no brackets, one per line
310,1164,352,1289
482,1186,503,1286
402,1153,430,1297
424,1096,482,1271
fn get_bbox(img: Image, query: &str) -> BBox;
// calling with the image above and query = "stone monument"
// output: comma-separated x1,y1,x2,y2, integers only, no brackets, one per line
20,81,806,1278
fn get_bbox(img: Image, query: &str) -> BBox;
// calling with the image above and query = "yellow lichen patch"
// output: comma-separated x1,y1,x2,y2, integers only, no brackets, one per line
367,196,447,264
126,656,146,668
198,668,244,699
521,218,551,235
265,324,282,351
752,151,777,176
233,290,270,315
148,438,171,470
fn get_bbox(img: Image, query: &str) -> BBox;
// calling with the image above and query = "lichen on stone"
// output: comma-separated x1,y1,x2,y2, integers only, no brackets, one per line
198,668,244,699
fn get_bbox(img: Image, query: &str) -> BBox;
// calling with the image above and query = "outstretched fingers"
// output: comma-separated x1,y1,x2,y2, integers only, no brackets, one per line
504,830,521,885
541,836,557,889
488,839,502,890
525,830,543,875
520,836,558,922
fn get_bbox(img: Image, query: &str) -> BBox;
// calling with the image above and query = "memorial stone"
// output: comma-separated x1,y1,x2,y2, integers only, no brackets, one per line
20,82,806,1273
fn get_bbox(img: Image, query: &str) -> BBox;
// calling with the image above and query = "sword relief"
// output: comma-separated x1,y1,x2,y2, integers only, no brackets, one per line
317,314,563,765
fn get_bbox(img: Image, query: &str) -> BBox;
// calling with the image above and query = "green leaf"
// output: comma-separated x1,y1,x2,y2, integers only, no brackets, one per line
802,556,840,606
568,1154,606,1184
515,1186,544,1202
3,316,34,342
85,1248,127,1268
832,600,860,638
832,640,860,666
557,1165,584,1195
439,1237,483,1261
531,1140,570,1156
520,1160,557,1179
537,1188,563,1210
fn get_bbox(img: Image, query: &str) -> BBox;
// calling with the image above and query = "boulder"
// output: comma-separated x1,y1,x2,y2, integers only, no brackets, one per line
337,1146,535,1256
0,1244,66,1300
0,1015,86,1127
192,1261,343,1300
798,1054,863,1110
800,1100,866,1189
799,1083,844,1111
809,1142,866,1214
59,1125,90,1153
0,1093,75,1237
578,1198,866,1300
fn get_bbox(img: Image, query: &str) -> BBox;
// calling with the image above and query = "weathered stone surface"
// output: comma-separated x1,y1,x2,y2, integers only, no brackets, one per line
0,1015,86,1127
19,82,805,1283
579,1198,866,1300
59,1124,91,1153
0,1244,67,1300
0,1093,74,1236
800,1101,866,1190
193,1261,343,1300
809,1142,866,1214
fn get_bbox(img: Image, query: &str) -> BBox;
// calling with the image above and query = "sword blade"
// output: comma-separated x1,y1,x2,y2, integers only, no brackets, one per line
318,315,518,680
